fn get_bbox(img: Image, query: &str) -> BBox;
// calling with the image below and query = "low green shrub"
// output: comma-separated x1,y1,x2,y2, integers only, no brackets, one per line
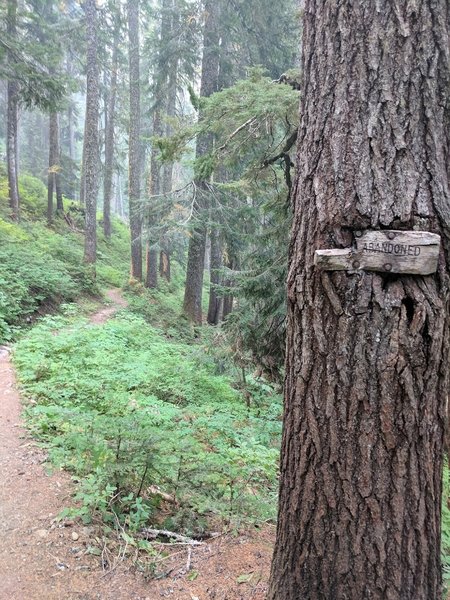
14,312,282,533
0,245,79,342
0,171,130,342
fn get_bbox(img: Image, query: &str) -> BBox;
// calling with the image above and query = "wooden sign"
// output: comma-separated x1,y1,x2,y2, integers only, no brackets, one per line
315,230,441,275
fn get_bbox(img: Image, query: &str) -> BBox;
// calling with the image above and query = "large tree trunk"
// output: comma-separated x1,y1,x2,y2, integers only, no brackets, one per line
146,108,163,289
7,0,19,221
47,112,57,224
145,0,173,289
127,0,143,280
207,224,222,325
268,2,450,600
48,112,63,224
67,104,75,162
83,0,100,266
159,249,171,282
183,0,221,324
115,171,124,218
66,52,76,200
103,16,120,240
162,0,179,197
79,112,87,206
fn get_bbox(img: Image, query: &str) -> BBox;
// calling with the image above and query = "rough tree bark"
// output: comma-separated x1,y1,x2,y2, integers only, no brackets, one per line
268,2,450,599
159,250,171,281
103,15,120,240
127,0,143,280
145,0,173,289
207,222,222,325
162,0,179,197
83,0,99,266
146,107,163,289
47,112,63,224
7,0,20,220
158,2,179,283
47,112,57,223
183,0,221,323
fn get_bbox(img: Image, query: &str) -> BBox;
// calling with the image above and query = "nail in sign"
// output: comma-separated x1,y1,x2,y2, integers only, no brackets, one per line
315,230,441,275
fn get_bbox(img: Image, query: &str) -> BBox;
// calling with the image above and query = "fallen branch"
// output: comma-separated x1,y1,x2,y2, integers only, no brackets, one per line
186,546,192,572
147,485,177,504
141,528,204,546
63,211,84,234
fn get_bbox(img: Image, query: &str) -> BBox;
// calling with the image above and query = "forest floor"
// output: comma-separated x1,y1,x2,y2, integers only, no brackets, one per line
0,289,274,600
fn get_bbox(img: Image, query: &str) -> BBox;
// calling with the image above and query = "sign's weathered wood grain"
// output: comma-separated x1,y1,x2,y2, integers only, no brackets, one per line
315,230,441,275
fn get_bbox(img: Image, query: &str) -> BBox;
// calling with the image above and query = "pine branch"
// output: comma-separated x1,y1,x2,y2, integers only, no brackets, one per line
262,128,298,167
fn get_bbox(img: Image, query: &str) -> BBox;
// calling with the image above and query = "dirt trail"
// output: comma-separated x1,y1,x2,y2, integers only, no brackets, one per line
0,290,273,600
89,288,128,325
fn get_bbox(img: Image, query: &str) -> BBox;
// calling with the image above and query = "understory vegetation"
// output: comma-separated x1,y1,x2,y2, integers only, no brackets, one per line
14,309,281,535
2,171,449,583
0,168,130,344
4,171,282,543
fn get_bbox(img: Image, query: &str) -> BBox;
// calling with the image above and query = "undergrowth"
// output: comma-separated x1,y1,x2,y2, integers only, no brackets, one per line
13,308,282,537
0,169,130,343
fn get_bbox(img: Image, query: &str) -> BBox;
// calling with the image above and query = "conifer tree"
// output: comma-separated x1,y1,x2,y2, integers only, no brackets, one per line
103,8,121,239
127,0,142,280
269,1,450,597
6,0,20,220
183,0,221,323
83,0,100,266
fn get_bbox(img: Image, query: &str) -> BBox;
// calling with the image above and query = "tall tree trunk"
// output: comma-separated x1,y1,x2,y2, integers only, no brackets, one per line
83,0,100,266
222,254,235,319
159,249,171,281
146,108,163,289
115,171,124,218
162,1,179,196
103,16,120,240
48,112,63,224
127,0,142,280
183,0,221,323
268,2,450,599
79,113,87,205
207,223,222,325
7,0,19,221
55,121,63,214
145,0,173,289
47,112,57,224
67,103,75,162
66,52,76,200
158,73,175,281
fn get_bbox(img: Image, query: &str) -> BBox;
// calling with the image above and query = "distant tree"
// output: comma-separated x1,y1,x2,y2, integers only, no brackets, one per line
268,2,450,598
143,0,199,287
103,8,121,239
145,0,174,289
1,0,70,218
183,0,221,323
160,69,299,375
206,224,222,325
6,0,20,220
83,0,100,266
47,111,63,223
127,0,142,280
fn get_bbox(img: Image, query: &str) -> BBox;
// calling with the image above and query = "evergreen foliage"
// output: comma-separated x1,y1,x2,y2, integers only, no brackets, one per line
0,1,69,111
14,310,282,533
158,69,300,379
